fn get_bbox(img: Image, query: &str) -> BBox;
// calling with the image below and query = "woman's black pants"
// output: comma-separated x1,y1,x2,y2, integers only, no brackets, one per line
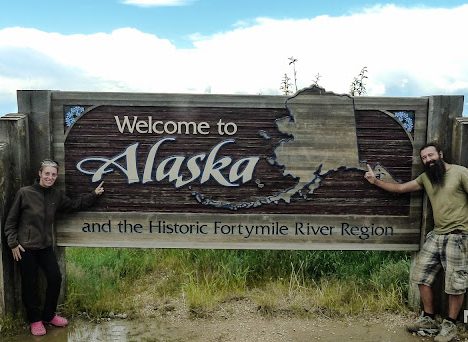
18,247,62,323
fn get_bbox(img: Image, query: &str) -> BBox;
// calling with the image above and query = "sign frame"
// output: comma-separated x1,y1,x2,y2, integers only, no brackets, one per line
45,90,429,250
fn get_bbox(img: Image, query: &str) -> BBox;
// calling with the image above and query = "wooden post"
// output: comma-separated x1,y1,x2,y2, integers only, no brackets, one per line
17,90,53,181
408,256,422,311
426,96,464,158
416,95,464,318
0,142,14,317
451,116,468,321
16,90,68,306
0,114,31,317
451,117,468,167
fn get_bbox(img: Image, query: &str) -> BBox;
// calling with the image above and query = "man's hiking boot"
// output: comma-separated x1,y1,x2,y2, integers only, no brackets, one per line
406,313,439,333
434,319,457,342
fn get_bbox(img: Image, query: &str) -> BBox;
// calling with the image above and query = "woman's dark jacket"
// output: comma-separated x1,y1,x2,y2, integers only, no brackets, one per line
4,183,97,249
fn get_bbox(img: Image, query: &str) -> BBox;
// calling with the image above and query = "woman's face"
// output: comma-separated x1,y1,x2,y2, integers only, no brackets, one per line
39,166,58,188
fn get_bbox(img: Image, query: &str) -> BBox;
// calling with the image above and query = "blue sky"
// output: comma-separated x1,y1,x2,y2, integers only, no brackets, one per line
2,0,466,47
0,0,467,115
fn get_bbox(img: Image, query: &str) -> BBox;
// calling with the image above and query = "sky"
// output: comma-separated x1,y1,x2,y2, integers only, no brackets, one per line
0,0,467,116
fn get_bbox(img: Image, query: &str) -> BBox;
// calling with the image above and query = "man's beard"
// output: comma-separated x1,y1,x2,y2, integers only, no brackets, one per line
424,159,446,186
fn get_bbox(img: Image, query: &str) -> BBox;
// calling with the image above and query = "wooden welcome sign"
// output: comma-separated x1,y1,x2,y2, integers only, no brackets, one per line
46,88,428,250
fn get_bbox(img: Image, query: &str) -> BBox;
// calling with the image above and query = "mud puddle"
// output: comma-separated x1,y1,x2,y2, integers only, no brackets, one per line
2,315,437,342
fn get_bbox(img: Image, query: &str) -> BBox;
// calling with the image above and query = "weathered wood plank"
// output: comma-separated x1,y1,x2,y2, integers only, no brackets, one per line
0,114,32,317
58,105,416,217
451,117,468,167
56,212,420,250
0,143,14,316
52,91,289,108
17,90,52,182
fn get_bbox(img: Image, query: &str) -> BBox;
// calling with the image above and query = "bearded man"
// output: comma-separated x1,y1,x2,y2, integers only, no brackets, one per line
364,142,468,342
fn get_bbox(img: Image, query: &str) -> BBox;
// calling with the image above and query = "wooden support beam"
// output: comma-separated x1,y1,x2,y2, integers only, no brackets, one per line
0,114,30,317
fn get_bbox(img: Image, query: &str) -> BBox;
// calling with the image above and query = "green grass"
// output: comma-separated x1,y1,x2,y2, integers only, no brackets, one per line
0,249,412,336
0,314,24,337
64,248,411,318
64,248,159,316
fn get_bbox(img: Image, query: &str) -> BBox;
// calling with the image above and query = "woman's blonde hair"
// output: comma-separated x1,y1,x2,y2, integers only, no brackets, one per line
40,159,59,171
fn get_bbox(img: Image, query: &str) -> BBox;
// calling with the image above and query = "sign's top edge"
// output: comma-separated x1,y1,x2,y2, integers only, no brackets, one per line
15,89,454,101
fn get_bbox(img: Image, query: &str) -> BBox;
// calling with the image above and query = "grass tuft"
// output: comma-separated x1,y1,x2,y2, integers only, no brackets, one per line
0,314,24,337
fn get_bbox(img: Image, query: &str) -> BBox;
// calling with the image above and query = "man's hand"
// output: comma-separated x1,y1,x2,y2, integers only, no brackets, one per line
364,164,377,184
12,244,25,261
94,181,104,196
364,164,422,193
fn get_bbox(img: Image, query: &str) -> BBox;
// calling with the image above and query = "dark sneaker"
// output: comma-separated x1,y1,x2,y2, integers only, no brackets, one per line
434,319,457,342
406,314,439,333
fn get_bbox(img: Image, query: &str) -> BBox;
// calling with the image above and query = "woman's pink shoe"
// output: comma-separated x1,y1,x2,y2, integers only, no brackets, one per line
46,315,69,327
30,321,46,336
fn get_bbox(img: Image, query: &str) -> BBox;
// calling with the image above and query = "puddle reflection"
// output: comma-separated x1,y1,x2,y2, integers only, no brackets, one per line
3,319,163,342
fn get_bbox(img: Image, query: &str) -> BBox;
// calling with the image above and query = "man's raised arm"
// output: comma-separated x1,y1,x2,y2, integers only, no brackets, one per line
364,164,422,193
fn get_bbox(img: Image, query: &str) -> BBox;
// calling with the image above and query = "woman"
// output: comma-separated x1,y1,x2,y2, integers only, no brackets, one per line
4,159,104,336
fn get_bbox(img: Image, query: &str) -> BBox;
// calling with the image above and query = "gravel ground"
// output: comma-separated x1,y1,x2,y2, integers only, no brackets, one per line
4,298,468,341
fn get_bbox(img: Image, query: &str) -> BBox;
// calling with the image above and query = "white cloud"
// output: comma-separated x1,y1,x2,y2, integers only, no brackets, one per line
0,4,467,115
121,0,193,7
